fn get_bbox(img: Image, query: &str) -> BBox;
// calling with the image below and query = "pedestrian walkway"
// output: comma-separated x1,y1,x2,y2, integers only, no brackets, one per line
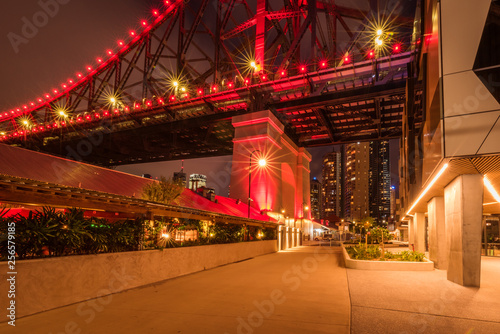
4,246,500,333
1,246,350,334
349,256,500,334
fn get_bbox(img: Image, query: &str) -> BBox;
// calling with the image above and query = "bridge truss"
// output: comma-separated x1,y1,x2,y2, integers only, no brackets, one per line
0,0,421,165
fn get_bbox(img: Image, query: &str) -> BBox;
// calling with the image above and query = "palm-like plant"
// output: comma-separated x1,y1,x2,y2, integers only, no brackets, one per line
16,210,58,258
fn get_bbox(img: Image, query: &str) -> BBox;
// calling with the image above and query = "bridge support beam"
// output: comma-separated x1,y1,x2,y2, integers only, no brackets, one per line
229,110,311,238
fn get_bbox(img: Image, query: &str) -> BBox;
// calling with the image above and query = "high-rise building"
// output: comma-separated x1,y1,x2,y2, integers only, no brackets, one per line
369,140,391,223
321,151,343,219
173,171,187,187
310,177,322,220
173,160,187,187
345,142,370,221
189,174,207,191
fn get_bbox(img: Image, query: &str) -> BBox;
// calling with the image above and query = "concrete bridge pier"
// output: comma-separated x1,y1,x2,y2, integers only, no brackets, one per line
229,110,312,249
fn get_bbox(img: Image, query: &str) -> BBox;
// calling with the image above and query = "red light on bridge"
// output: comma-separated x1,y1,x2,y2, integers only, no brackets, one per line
261,74,267,81
77,73,83,78
134,103,141,109
393,44,401,53
37,98,43,103
244,78,250,85
152,9,159,16
146,101,152,107
114,109,120,114
164,0,170,5
141,20,148,27
300,65,307,73
367,50,375,59
103,111,110,116
85,115,91,120
212,85,218,92
227,82,233,88
320,61,327,68
97,57,103,63
280,70,286,77
130,30,136,37
68,79,74,84
118,40,124,47
23,105,27,109
53,89,58,94
344,55,350,63
62,84,67,89
170,95,176,102
197,88,203,95
86,66,92,71
45,94,50,99
158,98,164,104
30,102,35,106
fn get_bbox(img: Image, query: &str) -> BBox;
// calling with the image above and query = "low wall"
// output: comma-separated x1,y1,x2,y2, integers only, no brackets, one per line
1,240,277,320
342,246,434,271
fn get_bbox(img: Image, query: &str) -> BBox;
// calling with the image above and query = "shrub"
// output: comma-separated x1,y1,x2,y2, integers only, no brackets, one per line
0,207,278,261
141,177,184,204
400,250,425,262
368,227,393,244
346,244,381,260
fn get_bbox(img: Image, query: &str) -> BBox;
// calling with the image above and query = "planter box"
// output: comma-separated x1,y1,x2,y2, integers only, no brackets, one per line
342,246,434,271
0,240,277,320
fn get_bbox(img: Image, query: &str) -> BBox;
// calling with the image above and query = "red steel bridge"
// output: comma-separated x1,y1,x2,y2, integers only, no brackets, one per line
0,0,421,166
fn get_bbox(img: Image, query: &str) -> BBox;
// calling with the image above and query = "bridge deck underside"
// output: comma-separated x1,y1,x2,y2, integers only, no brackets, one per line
0,1,420,166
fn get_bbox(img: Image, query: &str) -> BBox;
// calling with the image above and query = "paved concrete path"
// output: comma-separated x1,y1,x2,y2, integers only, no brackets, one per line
1,246,350,334
348,257,500,334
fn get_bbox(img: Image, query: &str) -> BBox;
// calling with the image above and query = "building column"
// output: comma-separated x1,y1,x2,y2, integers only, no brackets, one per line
408,217,415,247
428,197,447,269
444,174,483,287
414,212,426,253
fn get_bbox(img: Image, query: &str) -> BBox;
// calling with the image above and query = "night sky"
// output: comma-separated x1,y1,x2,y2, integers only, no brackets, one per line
0,0,400,195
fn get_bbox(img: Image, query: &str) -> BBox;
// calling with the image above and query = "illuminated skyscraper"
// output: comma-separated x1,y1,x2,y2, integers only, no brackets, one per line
310,177,322,220
189,174,207,191
344,143,370,221
369,140,391,223
321,151,343,219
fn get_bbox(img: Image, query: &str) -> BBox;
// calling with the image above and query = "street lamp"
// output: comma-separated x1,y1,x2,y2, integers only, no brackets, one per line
248,150,266,218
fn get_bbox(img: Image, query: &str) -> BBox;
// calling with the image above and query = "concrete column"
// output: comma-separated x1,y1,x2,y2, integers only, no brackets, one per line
414,212,426,253
408,218,415,247
444,174,483,287
428,197,448,269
